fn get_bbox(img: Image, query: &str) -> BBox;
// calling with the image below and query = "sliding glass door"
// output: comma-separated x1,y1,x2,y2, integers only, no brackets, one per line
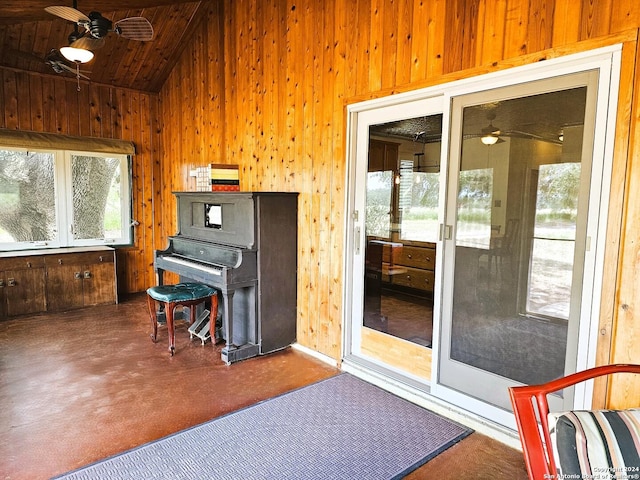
345,46,620,428
437,69,606,417
348,96,444,381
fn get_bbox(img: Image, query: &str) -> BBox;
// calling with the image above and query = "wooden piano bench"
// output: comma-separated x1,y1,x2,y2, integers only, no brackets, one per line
146,282,219,356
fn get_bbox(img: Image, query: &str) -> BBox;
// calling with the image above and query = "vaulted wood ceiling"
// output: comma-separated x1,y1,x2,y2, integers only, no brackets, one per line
0,1,213,92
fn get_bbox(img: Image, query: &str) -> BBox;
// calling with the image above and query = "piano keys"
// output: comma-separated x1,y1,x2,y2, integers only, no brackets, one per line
154,192,298,364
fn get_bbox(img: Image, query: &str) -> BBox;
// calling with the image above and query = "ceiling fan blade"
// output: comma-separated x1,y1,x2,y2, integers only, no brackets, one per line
114,17,154,41
45,6,90,23
71,36,105,50
45,48,64,62
4,48,45,64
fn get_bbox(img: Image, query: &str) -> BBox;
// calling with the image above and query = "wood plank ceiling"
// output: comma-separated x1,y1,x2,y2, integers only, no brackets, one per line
0,1,211,92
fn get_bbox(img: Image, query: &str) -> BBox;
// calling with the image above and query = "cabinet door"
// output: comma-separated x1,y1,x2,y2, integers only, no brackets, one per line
5,268,47,316
46,264,84,311
0,272,6,318
368,139,399,172
82,262,116,306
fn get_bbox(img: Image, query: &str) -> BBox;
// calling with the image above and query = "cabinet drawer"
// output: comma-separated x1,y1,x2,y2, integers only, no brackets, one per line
392,266,435,291
45,251,115,267
0,256,46,271
397,246,435,270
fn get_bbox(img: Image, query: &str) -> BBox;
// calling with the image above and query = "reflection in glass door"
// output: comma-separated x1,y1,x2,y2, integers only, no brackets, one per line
348,96,444,381
364,121,442,350
438,69,603,415
525,162,580,320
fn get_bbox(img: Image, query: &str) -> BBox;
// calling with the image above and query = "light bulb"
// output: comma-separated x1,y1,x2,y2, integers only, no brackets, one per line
60,46,94,64
481,135,499,145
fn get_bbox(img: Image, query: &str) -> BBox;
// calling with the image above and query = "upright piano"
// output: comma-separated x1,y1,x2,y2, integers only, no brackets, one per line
154,192,298,364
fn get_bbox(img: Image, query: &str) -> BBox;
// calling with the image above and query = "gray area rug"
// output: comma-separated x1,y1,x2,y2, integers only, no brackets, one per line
54,373,472,480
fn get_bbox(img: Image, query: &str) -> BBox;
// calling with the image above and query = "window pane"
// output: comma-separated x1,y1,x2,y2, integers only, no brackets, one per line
0,149,57,243
71,154,122,240
455,168,493,249
526,163,580,320
399,167,440,243
366,170,393,238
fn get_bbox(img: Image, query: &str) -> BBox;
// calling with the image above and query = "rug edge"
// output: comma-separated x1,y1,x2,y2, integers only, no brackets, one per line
390,427,474,479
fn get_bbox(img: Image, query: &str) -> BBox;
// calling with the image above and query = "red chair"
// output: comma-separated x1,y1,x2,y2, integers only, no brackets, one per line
508,364,640,480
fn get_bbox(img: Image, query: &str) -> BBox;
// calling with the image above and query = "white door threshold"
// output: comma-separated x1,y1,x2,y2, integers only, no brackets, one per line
342,356,522,450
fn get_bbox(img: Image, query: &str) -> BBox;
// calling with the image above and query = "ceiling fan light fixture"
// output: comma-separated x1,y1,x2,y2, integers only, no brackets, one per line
60,46,94,64
481,134,499,145
480,119,501,145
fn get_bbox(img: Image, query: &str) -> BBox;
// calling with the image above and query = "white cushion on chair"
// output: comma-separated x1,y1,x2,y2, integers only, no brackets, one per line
548,409,640,478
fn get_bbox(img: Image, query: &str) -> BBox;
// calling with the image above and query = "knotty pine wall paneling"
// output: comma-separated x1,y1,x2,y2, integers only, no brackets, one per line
156,0,226,292
0,68,161,295
158,0,640,407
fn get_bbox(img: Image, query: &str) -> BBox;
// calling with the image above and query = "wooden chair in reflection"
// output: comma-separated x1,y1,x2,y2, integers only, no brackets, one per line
489,218,519,277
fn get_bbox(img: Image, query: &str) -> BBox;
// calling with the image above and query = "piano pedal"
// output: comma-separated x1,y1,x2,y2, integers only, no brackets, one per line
188,309,212,345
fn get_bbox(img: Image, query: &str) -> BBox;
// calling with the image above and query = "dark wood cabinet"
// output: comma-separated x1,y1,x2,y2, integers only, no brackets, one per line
391,244,436,293
0,247,117,319
45,250,117,310
0,256,47,317
368,139,399,172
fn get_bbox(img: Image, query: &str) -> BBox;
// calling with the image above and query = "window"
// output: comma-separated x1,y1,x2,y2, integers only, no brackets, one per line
0,146,132,250
365,170,393,238
398,159,440,243
455,167,493,249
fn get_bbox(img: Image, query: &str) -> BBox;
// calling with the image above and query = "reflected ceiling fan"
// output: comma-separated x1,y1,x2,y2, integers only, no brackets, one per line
471,112,505,145
466,111,564,145
45,1,154,53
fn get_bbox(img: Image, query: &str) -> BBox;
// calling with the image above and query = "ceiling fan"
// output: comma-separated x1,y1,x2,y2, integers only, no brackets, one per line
5,47,90,79
45,1,154,52
468,112,505,145
44,48,90,79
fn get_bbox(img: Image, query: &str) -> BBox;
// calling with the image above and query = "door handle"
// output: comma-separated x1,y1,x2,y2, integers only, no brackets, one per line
440,224,453,240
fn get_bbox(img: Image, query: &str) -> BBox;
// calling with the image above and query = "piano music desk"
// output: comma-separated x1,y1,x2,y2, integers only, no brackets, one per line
146,282,219,356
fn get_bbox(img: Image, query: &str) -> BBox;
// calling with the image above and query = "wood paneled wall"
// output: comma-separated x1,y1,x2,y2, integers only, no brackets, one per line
0,68,161,295
158,0,640,404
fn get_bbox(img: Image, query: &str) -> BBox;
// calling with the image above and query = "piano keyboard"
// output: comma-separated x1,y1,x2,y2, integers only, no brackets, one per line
162,255,222,276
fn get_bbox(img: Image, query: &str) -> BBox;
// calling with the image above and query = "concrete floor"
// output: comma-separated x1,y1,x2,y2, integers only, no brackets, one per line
0,293,527,479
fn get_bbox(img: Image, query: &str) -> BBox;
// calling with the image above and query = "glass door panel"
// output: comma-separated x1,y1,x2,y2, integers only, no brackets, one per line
349,96,444,381
364,116,442,349
438,70,599,413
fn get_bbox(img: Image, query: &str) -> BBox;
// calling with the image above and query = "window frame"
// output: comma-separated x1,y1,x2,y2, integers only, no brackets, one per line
0,145,133,251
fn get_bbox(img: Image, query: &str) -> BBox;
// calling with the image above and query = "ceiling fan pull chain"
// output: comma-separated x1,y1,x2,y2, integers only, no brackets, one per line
76,63,81,91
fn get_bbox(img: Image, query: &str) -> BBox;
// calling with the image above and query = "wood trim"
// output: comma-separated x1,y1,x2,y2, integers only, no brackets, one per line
0,128,135,153
592,32,639,408
360,327,432,381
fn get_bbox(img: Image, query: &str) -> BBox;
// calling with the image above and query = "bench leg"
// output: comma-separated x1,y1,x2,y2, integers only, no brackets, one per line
147,294,158,343
166,301,176,356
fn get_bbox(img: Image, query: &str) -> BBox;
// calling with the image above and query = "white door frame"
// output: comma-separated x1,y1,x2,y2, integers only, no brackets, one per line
342,44,622,429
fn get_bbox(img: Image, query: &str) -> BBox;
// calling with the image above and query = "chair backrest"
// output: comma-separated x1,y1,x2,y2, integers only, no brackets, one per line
503,218,519,252
508,364,640,480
